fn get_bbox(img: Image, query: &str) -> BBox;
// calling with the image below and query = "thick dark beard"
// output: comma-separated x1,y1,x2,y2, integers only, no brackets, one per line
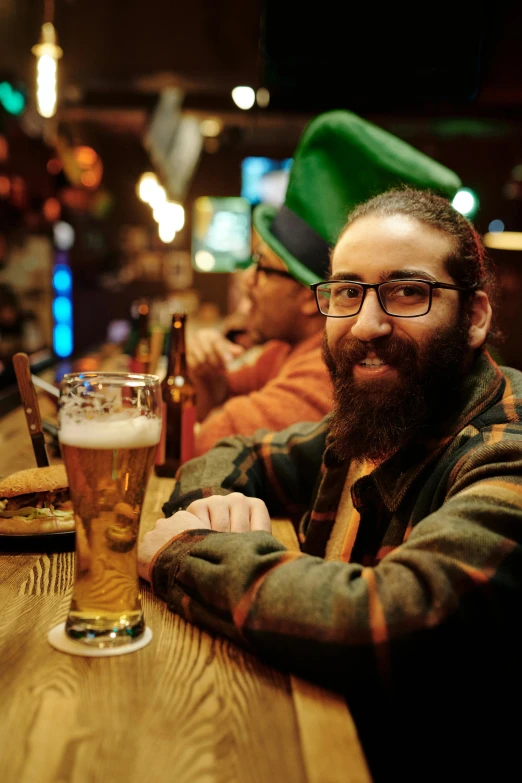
322,315,472,465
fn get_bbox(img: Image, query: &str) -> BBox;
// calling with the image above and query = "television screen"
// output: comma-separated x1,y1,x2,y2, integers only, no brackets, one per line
192,197,251,273
241,157,292,207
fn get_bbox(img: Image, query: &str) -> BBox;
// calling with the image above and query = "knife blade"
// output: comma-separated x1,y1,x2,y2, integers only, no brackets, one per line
12,352,51,468
31,373,60,398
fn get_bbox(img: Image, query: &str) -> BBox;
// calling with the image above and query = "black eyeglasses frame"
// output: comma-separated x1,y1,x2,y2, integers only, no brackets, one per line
251,251,295,282
309,278,475,318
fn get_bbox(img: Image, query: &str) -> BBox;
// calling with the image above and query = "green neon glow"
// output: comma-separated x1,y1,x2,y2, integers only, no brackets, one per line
0,81,26,115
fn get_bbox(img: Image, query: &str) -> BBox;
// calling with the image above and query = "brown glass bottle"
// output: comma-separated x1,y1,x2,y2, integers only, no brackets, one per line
154,313,197,477
129,300,151,374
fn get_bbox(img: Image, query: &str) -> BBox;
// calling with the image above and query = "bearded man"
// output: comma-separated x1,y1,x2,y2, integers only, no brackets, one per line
186,109,462,456
138,189,522,782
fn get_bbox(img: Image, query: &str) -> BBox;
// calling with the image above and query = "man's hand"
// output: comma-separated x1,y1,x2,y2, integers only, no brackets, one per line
186,493,271,533
187,328,244,377
138,511,208,582
138,494,271,582
187,328,246,420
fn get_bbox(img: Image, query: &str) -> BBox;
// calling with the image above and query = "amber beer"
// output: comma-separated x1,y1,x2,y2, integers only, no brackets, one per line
58,373,161,647
154,312,197,477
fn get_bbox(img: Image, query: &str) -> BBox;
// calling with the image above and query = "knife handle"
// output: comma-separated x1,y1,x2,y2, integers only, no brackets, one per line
13,353,44,432
12,353,51,467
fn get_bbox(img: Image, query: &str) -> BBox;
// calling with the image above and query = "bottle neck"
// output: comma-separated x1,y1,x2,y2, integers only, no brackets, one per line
165,315,188,378
138,312,149,339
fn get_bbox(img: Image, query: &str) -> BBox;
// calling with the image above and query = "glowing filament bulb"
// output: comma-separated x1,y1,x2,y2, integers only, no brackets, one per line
31,23,63,119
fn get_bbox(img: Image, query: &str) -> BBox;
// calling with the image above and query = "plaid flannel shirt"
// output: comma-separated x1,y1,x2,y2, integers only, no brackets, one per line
154,349,522,679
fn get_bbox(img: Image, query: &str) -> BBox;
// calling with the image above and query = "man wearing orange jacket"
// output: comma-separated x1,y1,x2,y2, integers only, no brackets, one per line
190,109,462,455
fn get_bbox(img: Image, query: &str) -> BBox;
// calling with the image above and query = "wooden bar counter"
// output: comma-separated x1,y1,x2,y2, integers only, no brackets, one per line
0,382,372,783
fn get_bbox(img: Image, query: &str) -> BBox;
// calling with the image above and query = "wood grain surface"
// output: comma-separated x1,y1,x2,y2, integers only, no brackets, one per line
0,374,372,783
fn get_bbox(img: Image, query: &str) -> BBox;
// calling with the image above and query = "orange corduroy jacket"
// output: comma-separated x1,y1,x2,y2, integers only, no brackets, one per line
194,329,332,455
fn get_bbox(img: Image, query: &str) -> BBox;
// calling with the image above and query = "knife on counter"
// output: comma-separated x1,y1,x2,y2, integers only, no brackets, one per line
31,373,59,398
12,352,51,468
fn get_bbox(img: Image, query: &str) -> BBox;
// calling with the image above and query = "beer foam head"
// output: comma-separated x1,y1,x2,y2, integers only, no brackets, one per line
59,414,162,449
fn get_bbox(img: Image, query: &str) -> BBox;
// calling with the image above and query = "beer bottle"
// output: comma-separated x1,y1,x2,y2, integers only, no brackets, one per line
129,300,151,374
154,312,197,477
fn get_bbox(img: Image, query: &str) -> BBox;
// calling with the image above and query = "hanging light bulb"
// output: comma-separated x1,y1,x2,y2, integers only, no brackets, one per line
31,22,63,118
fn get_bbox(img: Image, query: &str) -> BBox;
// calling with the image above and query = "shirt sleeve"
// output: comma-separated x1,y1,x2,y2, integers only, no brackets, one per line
162,417,329,522
153,440,522,694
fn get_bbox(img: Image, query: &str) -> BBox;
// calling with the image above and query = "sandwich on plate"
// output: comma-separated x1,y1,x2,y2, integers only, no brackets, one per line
0,465,74,534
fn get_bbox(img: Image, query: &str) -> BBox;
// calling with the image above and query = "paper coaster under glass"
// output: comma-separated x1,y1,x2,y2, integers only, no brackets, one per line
47,622,153,657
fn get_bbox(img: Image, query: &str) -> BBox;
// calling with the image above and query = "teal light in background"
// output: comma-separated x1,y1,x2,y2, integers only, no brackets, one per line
53,296,72,322
452,188,479,218
53,324,73,358
52,263,73,358
0,81,26,116
53,266,72,293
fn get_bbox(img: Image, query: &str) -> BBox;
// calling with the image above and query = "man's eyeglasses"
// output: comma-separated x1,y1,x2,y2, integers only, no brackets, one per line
251,251,295,283
310,279,475,318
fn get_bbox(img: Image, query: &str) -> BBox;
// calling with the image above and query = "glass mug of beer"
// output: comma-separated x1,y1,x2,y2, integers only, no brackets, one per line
58,372,162,647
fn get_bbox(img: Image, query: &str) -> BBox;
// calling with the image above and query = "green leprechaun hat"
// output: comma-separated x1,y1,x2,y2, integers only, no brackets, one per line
252,109,462,286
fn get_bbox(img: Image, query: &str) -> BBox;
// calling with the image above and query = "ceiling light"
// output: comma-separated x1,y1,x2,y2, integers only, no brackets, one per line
137,172,159,204
32,22,63,119
452,188,478,217
53,221,75,250
256,87,270,108
200,118,223,137
158,223,176,243
194,250,216,271
154,201,185,230
231,86,255,110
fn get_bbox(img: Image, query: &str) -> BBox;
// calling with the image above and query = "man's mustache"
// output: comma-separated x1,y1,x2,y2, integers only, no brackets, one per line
332,334,417,369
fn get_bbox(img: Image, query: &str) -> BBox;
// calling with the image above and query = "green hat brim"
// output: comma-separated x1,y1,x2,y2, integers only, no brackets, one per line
252,203,325,287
